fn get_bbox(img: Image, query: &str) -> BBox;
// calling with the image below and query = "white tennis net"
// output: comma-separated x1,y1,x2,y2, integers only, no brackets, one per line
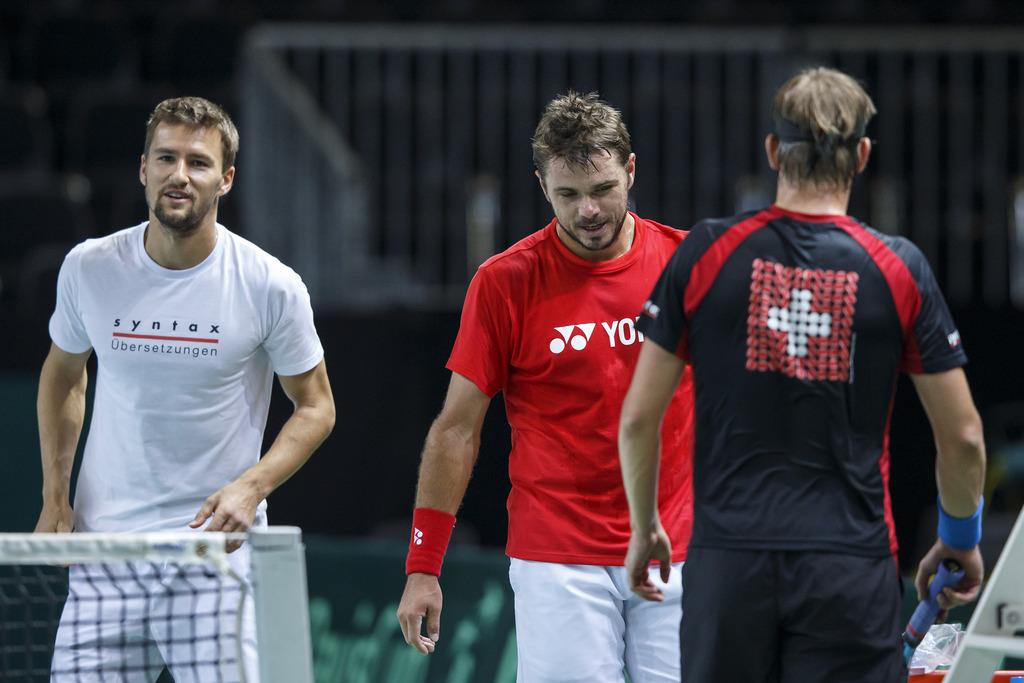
0,527,313,683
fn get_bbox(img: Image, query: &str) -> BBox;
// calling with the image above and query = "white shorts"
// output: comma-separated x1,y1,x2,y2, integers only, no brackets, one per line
50,538,259,683
509,558,683,683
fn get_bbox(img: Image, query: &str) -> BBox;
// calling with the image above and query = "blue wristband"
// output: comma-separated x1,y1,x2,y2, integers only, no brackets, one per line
937,495,984,550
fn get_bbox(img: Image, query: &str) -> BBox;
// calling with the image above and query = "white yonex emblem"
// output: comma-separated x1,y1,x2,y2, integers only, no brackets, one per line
766,288,832,358
549,323,596,354
642,300,661,319
413,528,423,545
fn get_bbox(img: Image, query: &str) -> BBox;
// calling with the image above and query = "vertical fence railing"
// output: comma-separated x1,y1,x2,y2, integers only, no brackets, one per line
241,25,1024,311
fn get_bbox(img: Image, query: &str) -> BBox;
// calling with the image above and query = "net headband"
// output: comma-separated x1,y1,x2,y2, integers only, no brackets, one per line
773,115,867,145
0,531,244,567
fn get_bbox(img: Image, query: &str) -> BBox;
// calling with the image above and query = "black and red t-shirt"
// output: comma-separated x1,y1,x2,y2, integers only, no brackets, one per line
448,213,694,565
638,205,966,558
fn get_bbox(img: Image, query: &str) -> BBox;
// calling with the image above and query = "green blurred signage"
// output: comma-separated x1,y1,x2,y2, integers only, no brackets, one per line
305,537,517,682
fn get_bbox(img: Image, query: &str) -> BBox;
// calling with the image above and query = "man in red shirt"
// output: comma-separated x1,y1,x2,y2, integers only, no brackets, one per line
396,91,694,681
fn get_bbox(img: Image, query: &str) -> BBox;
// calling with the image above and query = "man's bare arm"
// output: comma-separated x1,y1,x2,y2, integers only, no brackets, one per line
910,368,986,608
36,343,92,533
620,342,686,535
911,368,985,516
191,359,335,542
414,373,492,512
619,342,686,599
397,372,492,654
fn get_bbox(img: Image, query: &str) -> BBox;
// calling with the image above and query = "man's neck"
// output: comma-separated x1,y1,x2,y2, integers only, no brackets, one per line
773,180,851,216
559,211,636,263
603,211,636,261
144,218,218,270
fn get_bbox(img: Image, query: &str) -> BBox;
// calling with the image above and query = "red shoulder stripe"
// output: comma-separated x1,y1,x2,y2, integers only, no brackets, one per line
683,207,779,318
833,217,923,372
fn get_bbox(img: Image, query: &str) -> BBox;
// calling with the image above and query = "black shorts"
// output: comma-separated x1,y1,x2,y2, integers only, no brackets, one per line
681,547,906,683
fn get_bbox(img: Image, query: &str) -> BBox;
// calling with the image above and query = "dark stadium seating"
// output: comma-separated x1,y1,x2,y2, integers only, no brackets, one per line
148,17,247,91
0,176,94,313
20,16,139,88
64,88,171,230
0,87,53,179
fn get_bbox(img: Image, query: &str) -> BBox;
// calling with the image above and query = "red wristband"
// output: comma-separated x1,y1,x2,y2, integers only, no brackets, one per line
405,507,456,576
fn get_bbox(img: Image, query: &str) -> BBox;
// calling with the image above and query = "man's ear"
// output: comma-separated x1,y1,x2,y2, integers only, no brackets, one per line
855,137,872,174
218,166,236,197
764,134,780,171
536,169,550,202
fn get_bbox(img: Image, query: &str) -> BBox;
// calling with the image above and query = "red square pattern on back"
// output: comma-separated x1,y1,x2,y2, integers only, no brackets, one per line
746,258,859,381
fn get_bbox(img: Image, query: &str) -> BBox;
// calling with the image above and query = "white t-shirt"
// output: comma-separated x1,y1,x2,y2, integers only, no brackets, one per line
49,223,324,533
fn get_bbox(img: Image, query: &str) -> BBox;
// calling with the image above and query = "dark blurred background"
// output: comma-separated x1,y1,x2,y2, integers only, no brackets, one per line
2,0,1024,580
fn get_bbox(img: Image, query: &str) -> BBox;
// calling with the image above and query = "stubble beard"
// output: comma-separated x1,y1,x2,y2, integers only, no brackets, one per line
152,193,217,235
561,208,628,253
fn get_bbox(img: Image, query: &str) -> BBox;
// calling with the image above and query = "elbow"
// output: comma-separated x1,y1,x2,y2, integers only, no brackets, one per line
952,413,985,458
305,393,335,441
322,400,337,438
619,412,641,438
938,413,986,466
619,408,655,442
960,418,985,456
437,420,475,451
426,416,478,460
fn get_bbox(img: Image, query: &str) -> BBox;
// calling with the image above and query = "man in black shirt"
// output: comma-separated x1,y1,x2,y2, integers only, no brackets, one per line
618,67,986,682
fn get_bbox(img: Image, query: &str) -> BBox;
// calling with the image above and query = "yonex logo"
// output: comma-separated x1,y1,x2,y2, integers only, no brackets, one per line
549,324,596,354
413,528,423,545
549,319,646,354
767,289,833,358
642,300,661,320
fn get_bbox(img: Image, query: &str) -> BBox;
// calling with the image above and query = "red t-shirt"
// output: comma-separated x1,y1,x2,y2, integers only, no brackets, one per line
447,214,694,564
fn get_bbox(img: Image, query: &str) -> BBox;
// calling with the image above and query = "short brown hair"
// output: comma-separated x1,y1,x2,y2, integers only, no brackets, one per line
144,96,239,171
772,67,876,191
532,91,631,176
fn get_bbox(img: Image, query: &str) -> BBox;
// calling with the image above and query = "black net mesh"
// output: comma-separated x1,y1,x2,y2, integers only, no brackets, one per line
0,561,246,682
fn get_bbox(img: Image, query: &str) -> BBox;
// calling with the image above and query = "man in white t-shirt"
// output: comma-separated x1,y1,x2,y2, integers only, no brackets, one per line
35,97,336,681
